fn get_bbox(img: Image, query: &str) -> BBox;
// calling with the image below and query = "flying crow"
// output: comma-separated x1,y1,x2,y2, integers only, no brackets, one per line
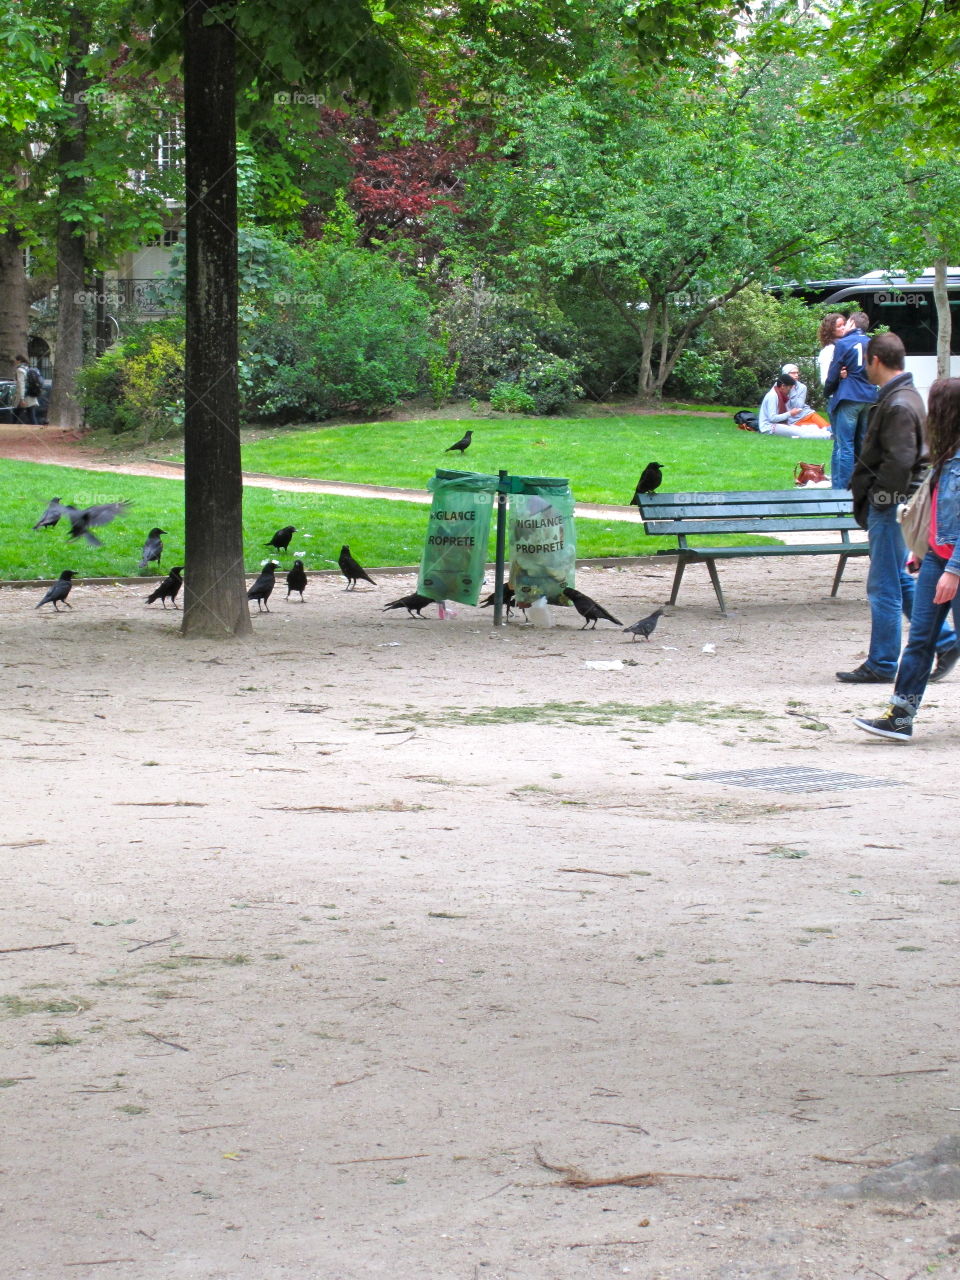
630,462,663,504
444,429,473,455
146,566,183,609
33,498,62,530
623,606,664,641
383,592,434,618
139,527,166,571
50,500,133,547
248,561,278,611
265,525,296,553
560,586,622,630
286,559,307,600
338,545,376,590
36,569,76,611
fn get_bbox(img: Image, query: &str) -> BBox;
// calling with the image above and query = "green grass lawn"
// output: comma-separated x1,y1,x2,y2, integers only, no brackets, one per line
231,413,832,503
0,457,668,581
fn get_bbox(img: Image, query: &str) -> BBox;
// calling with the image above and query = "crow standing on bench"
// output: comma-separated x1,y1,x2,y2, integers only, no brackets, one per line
630,462,663,505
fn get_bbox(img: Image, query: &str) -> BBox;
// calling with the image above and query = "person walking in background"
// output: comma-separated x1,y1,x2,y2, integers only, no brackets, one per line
855,376,960,740
824,311,877,489
817,313,854,387
14,354,40,426
838,333,959,685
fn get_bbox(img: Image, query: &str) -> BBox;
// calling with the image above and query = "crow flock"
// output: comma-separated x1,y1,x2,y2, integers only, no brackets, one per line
28,452,668,640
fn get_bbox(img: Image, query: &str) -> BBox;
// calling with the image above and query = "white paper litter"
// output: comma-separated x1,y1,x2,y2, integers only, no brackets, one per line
584,660,624,670
702,643,717,655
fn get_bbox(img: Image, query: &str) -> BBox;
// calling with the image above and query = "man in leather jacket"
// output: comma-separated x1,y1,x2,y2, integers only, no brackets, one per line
837,332,959,684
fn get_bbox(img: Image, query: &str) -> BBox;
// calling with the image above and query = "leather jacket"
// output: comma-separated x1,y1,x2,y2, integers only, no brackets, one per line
850,373,928,529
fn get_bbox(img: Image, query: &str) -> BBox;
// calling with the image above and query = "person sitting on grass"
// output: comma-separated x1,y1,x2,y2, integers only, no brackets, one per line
782,363,831,432
758,373,833,439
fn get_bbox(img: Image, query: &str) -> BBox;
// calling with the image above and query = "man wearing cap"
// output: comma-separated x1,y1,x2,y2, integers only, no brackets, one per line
783,363,830,433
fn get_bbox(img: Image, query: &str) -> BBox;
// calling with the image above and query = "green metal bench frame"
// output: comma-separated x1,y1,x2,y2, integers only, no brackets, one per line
637,488,868,615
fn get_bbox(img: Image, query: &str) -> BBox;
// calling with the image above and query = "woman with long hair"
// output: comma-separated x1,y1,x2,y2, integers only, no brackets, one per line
856,376,960,740
817,312,853,386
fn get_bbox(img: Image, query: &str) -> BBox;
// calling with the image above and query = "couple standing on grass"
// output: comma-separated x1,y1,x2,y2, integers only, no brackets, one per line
827,330,960,743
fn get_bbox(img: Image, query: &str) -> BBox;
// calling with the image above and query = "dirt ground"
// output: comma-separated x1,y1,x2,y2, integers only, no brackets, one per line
1,556,959,1280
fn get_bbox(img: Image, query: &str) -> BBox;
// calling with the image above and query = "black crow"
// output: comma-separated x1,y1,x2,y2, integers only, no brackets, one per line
33,497,62,530
560,586,622,630
623,606,664,642
146,566,183,609
139,527,166,571
265,525,296,553
479,584,515,617
286,559,307,600
444,429,473,454
338,545,376,590
383,592,434,618
248,561,278,611
630,462,663,504
36,569,76,611
51,500,133,547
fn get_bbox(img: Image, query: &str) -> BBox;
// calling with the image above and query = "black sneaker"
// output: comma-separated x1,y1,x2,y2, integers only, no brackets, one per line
854,707,913,742
929,646,960,684
836,663,893,684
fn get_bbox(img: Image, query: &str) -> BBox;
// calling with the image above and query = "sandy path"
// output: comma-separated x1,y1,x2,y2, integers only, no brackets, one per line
1,557,957,1279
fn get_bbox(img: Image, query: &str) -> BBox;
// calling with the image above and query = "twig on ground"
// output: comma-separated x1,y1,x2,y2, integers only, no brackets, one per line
142,1030,188,1052
127,933,178,953
869,1067,947,1077
332,1153,430,1164
587,1120,650,1135
568,1240,646,1250
0,941,74,953
331,1073,373,1088
778,979,856,987
533,1148,737,1189
813,1154,891,1168
558,867,631,878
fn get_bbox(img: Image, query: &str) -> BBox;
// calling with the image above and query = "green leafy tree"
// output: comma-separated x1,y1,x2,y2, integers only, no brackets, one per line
457,50,907,397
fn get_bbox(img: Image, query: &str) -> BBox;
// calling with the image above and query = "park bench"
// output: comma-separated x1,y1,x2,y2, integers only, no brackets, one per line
636,488,869,615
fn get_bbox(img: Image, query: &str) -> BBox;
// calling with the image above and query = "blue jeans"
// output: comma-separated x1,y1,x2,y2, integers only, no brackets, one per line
830,401,872,490
893,551,960,716
864,504,958,677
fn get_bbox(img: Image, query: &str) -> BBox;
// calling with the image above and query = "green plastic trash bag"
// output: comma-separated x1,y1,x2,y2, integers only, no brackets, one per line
417,469,498,606
508,476,576,606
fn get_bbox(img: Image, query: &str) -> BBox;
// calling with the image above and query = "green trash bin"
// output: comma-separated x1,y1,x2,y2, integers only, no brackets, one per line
417,469,499,606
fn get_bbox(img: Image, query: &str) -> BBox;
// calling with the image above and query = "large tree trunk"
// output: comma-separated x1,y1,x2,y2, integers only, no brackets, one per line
181,0,251,638
48,8,91,432
933,253,951,380
0,226,28,373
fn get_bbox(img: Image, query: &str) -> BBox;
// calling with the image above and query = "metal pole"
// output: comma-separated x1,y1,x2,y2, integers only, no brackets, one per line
493,468,508,627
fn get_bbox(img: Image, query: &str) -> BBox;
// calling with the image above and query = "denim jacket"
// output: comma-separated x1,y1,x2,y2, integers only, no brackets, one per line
934,449,960,577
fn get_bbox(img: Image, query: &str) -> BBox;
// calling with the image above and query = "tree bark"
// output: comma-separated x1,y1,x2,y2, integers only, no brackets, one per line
0,226,28,375
933,253,951,380
181,0,251,638
48,8,91,432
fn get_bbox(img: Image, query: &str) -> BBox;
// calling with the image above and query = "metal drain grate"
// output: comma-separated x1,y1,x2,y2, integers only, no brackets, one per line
687,765,903,794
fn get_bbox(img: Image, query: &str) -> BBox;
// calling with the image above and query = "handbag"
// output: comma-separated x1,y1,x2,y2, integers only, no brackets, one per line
898,471,933,558
794,461,827,486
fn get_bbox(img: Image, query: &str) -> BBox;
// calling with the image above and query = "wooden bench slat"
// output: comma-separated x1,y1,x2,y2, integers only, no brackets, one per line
644,518,860,535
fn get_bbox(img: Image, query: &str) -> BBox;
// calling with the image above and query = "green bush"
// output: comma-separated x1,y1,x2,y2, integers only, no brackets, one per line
240,231,432,421
435,275,586,402
489,381,536,414
78,320,185,439
666,284,822,408
516,350,583,414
